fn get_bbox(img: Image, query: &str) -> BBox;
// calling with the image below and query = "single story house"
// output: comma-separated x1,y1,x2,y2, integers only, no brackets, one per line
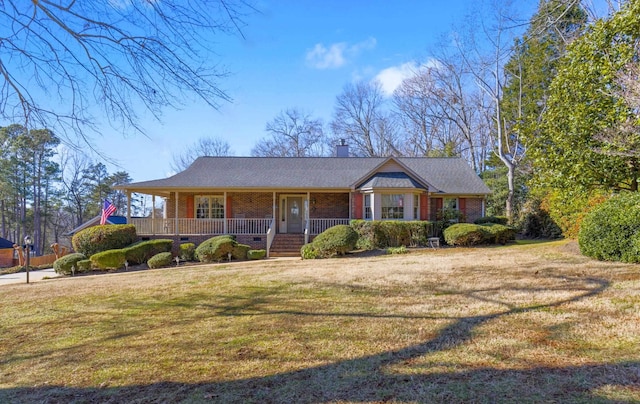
117,152,491,256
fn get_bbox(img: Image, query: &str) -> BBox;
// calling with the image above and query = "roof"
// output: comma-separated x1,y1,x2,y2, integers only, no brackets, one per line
358,172,424,190
64,216,128,236
121,157,490,195
0,237,15,249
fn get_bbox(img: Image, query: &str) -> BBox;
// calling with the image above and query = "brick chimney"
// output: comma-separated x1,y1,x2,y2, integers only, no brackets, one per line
336,139,349,157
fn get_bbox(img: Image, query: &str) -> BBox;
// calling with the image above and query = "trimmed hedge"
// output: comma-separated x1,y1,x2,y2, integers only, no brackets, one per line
350,220,433,249
148,252,174,269
578,193,640,263
72,224,137,257
248,249,266,260
77,259,92,272
444,223,516,247
179,243,196,261
124,239,173,265
195,235,237,263
231,243,251,260
90,249,127,270
302,225,358,259
53,253,86,275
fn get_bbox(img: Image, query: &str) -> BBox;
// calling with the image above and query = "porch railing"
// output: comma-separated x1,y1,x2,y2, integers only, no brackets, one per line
131,218,271,235
308,218,351,235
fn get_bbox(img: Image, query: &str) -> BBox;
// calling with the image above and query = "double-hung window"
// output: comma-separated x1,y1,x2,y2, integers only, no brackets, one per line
381,194,404,220
195,195,224,219
364,194,372,219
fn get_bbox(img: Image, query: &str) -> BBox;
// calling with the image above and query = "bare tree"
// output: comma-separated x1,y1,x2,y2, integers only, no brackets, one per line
0,1,253,144
172,136,234,171
251,108,326,157
392,60,489,169
331,80,399,157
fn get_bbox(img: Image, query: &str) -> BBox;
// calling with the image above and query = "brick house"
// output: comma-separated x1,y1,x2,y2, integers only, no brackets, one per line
118,155,490,256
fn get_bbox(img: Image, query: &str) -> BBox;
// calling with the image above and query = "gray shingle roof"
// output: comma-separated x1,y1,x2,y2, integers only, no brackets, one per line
358,172,424,190
123,157,490,195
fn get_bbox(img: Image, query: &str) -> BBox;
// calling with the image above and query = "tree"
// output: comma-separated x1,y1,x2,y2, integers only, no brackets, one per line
330,80,399,157
252,108,325,157
535,0,640,192
172,136,233,171
1,1,252,143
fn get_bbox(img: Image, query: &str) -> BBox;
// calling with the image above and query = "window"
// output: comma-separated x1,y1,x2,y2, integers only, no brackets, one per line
195,195,224,219
364,194,372,220
413,194,419,220
444,197,458,211
381,194,404,219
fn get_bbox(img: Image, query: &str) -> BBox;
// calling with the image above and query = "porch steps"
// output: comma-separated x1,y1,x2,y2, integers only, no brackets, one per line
269,234,305,257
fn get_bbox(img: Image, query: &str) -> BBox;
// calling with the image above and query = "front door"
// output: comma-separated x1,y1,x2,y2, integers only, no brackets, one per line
286,196,303,233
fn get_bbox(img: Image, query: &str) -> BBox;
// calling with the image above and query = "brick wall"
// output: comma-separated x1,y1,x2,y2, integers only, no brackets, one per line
464,198,484,223
310,192,349,218
229,192,273,218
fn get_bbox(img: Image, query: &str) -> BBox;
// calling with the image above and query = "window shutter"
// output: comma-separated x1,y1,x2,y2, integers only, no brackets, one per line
459,198,466,217
186,195,194,218
354,193,363,219
419,194,428,221
226,195,232,218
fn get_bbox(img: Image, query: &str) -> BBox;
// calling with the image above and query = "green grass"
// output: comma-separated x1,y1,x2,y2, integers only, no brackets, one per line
1,242,639,403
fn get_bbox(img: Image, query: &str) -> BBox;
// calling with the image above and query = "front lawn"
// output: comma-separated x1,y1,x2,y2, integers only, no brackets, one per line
1,240,639,403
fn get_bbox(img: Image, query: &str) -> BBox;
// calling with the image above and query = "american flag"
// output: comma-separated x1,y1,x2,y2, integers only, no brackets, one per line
100,200,117,225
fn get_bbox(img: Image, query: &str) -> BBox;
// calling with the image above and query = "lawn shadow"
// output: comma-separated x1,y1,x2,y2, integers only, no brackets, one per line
3,275,639,403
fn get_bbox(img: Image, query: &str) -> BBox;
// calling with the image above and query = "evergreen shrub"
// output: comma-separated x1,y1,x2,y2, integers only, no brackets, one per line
231,243,251,260
53,253,86,275
247,249,266,260
301,225,358,259
474,216,509,225
72,224,137,257
578,193,640,263
350,220,433,249
195,235,237,263
90,249,127,270
148,252,174,269
179,243,196,261
124,239,173,265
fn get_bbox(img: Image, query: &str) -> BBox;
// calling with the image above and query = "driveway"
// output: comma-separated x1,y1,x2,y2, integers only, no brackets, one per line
0,267,60,286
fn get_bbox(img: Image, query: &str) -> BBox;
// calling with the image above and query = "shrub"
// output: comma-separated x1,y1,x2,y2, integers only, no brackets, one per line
124,239,173,265
195,235,237,263
53,253,86,275
516,197,563,239
578,193,640,263
305,225,358,258
482,223,517,245
474,216,509,225
90,249,127,270
77,259,92,272
387,246,408,254
148,252,174,269
300,243,319,260
350,220,434,249
231,243,251,260
444,224,490,246
248,249,266,260
72,224,137,257
179,243,196,261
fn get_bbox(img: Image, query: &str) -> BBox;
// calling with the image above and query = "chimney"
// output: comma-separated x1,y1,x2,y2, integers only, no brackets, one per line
335,139,349,157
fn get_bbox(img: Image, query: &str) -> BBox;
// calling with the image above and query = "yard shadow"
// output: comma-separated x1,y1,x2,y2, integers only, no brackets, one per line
3,275,639,403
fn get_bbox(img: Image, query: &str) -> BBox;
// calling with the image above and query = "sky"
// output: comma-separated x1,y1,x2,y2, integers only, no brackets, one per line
96,0,542,182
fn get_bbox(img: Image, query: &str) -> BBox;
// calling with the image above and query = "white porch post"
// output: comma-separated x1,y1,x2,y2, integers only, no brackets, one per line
126,190,132,223
151,195,156,235
223,191,228,234
174,191,179,235
272,192,276,224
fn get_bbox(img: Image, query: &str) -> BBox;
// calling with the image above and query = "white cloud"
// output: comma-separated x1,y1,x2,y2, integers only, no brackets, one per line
306,37,377,70
374,59,440,96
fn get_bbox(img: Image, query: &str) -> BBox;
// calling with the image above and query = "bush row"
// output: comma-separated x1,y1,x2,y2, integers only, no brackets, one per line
443,223,516,247
72,224,137,257
350,220,434,249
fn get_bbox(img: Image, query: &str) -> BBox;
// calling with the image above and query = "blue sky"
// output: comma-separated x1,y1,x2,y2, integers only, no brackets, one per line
99,0,539,182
